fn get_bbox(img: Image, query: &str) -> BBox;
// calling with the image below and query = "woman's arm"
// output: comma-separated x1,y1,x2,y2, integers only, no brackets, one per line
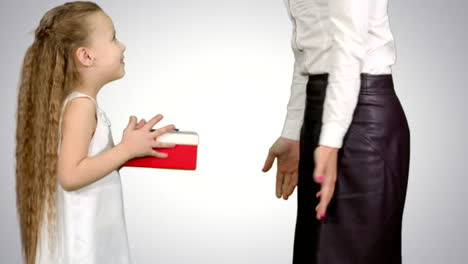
281,57,309,140
312,0,370,220
318,0,369,148
264,31,309,200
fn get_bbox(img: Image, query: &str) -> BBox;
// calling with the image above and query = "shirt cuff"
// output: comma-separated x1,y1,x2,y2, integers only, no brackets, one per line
281,119,302,141
318,122,348,149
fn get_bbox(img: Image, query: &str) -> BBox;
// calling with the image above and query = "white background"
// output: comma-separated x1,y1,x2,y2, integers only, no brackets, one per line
1,0,467,263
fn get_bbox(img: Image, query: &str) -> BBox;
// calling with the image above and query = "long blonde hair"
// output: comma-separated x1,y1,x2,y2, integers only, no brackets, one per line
15,2,102,263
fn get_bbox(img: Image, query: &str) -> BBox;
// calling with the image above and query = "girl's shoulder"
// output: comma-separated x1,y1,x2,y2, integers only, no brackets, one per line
60,91,98,129
61,95,96,127
64,91,97,106
58,92,99,149
61,91,98,117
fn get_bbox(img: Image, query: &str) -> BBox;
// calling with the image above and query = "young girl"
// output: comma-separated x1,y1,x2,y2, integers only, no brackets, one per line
15,2,175,263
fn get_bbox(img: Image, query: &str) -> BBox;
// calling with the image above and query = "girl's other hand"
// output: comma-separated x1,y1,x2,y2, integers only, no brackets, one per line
119,114,176,159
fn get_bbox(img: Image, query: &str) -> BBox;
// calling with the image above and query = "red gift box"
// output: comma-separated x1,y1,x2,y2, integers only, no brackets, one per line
123,130,198,170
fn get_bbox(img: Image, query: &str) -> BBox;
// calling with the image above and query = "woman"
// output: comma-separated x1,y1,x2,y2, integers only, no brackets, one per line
263,0,410,263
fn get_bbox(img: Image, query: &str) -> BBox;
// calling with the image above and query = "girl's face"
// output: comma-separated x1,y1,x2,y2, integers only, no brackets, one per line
86,11,126,84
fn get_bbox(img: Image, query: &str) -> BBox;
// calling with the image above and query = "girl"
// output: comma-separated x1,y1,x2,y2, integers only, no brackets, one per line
15,2,175,263
263,0,410,263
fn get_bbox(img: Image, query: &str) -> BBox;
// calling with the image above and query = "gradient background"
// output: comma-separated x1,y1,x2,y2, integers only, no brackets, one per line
1,0,467,263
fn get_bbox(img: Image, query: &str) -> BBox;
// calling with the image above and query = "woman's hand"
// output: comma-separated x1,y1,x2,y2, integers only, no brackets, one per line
313,145,339,220
262,137,300,200
119,114,176,159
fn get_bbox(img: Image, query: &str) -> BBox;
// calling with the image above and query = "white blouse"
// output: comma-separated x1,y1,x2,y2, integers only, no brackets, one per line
281,0,396,148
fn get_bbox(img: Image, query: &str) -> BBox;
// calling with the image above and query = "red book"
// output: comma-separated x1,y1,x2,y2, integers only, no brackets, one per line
123,130,198,170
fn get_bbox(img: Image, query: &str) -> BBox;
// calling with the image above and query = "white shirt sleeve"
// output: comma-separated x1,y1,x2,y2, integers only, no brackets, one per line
281,55,308,141
318,0,369,148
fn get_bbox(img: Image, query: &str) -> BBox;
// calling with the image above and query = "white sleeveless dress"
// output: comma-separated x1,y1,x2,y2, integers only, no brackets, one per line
35,91,131,264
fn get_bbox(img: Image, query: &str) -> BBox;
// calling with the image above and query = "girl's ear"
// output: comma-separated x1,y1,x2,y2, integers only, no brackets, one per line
75,47,95,67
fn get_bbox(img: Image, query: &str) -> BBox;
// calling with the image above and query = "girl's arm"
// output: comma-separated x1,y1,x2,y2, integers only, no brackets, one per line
57,97,175,191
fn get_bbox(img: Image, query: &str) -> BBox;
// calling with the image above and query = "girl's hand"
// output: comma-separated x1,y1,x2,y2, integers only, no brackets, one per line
313,145,339,220
135,118,146,129
119,114,176,159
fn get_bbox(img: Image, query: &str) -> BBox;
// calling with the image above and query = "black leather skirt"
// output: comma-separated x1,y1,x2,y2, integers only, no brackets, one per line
293,73,411,264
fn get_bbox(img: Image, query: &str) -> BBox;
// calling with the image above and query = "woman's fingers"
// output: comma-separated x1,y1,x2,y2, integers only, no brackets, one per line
283,172,298,200
285,171,298,199
315,178,336,220
313,147,328,219
282,172,291,199
312,146,339,220
315,188,328,220
262,150,276,172
276,171,285,199
316,191,321,198
313,158,326,184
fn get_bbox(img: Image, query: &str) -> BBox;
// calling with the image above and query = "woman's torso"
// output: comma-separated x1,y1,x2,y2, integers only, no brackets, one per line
284,0,396,75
